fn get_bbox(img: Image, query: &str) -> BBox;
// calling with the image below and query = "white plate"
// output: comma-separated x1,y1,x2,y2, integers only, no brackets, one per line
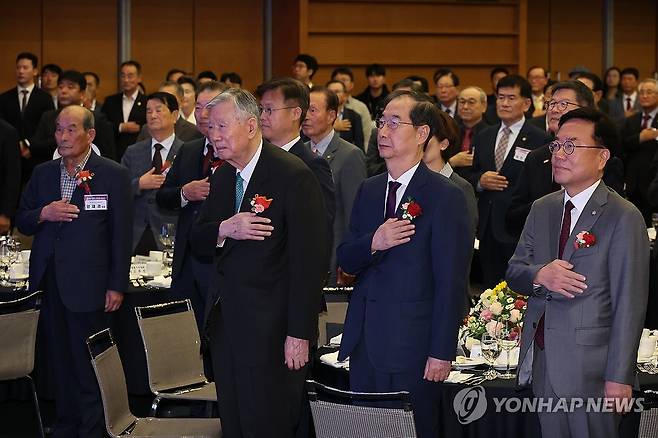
452,356,485,370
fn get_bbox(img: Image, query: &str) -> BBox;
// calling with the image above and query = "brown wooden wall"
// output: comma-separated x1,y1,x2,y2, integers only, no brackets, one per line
0,0,655,102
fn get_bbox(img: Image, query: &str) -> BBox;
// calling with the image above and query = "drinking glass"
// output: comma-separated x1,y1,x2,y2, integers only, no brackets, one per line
495,320,520,380
481,334,502,380
160,223,175,267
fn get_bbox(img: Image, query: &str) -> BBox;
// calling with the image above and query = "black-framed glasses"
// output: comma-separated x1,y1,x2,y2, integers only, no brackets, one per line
258,106,297,116
543,100,583,112
548,140,605,155
376,117,415,130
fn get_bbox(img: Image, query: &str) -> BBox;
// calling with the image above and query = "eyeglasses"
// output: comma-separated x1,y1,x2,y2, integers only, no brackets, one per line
548,140,606,155
376,117,415,130
543,100,583,112
258,106,297,116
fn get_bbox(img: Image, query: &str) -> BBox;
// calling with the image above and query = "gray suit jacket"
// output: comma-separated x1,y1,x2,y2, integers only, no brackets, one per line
309,132,366,279
608,95,642,123
136,117,203,143
121,137,184,251
506,182,649,397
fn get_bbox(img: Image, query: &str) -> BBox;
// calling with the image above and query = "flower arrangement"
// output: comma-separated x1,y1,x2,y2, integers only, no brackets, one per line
461,281,527,344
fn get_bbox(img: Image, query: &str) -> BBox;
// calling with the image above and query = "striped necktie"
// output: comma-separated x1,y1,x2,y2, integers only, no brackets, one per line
235,172,244,213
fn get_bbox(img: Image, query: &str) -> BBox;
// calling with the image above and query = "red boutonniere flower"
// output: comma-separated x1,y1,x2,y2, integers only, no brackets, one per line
574,231,596,249
75,170,94,194
210,158,223,171
161,155,176,174
250,194,273,214
400,197,422,221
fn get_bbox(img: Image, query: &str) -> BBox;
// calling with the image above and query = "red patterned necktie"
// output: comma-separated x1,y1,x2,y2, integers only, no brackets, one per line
462,128,473,152
642,114,651,129
535,200,575,350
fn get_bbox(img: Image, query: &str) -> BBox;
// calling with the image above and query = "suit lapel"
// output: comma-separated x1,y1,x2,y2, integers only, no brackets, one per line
128,93,145,121
548,191,563,260
396,162,429,217
501,122,530,172
322,133,340,164
166,138,182,162
562,183,609,262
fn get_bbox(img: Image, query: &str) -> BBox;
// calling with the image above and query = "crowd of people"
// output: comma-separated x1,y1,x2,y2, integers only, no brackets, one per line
0,50,656,438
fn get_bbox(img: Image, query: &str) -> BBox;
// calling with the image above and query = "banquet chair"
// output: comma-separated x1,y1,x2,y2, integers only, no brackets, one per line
639,389,658,438
0,290,44,438
306,380,417,438
134,299,216,416
86,328,221,438
317,301,348,346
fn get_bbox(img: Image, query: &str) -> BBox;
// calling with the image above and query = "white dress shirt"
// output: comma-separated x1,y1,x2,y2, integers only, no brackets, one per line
122,90,139,123
563,179,601,234
281,136,300,152
17,83,35,109
151,133,175,163
622,91,638,110
385,161,420,216
441,100,457,118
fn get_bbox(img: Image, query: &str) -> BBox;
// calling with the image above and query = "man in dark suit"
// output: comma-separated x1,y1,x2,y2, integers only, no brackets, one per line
82,71,102,113
31,70,116,162
16,105,132,437
136,81,202,143
0,52,55,184
508,81,626,237
433,68,461,120
527,66,548,118
156,81,224,329
621,78,658,225
451,86,488,178
0,119,20,234
121,92,183,255
256,78,335,242
304,86,366,284
338,91,472,438
190,88,329,438
101,60,148,160
327,80,364,151
608,67,642,122
466,75,550,287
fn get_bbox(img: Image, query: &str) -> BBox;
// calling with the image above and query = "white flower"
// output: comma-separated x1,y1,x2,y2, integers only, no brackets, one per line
486,320,502,337
509,309,521,323
505,303,515,310
506,297,514,304
489,301,503,316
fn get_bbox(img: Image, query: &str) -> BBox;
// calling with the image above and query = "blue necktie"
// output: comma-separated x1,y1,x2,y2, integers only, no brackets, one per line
235,172,244,213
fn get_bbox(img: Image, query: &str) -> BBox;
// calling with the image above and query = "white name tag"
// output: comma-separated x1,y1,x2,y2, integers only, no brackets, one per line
130,263,147,278
84,194,108,210
514,147,530,162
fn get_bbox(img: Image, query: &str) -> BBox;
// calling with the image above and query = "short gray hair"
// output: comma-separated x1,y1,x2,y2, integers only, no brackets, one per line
206,88,261,127
639,78,658,90
460,86,487,104
57,105,95,130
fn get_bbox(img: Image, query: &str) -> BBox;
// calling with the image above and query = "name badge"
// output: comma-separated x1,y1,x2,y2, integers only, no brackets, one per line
514,147,530,162
84,194,108,210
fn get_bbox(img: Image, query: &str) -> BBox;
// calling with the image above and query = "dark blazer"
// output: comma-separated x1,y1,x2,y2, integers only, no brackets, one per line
609,95,642,122
156,138,214,279
0,86,54,143
365,127,385,177
507,144,626,237
338,107,364,151
31,108,116,163
289,138,336,241
0,119,20,218
121,137,183,252
16,152,133,311
337,162,472,370
527,114,547,133
136,117,203,143
190,141,330,363
466,120,550,243
101,91,148,160
621,112,658,224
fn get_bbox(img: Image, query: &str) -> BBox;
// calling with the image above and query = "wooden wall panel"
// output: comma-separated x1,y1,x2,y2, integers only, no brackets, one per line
526,0,549,73
42,0,118,101
131,0,194,96
194,0,263,92
0,0,42,92
614,0,657,78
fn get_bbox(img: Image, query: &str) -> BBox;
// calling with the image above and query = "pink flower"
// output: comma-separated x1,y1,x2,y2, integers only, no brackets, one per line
509,309,521,323
486,321,502,337
481,309,493,321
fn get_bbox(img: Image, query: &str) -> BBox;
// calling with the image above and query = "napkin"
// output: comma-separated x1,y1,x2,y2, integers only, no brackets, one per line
329,333,342,345
319,351,349,370
146,276,172,288
445,371,473,384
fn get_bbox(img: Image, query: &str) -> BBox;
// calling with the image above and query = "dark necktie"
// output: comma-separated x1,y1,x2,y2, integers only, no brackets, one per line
462,128,473,152
444,107,451,115
152,144,164,174
535,200,575,350
625,97,632,111
20,89,28,113
642,114,651,129
201,146,214,177
385,181,402,219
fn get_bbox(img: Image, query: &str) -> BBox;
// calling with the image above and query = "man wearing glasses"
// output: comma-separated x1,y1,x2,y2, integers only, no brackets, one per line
338,90,472,438
507,81,625,237
507,107,649,438
466,75,549,287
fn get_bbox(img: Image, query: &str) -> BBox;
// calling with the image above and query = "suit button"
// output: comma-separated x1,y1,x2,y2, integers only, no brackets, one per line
546,295,552,301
